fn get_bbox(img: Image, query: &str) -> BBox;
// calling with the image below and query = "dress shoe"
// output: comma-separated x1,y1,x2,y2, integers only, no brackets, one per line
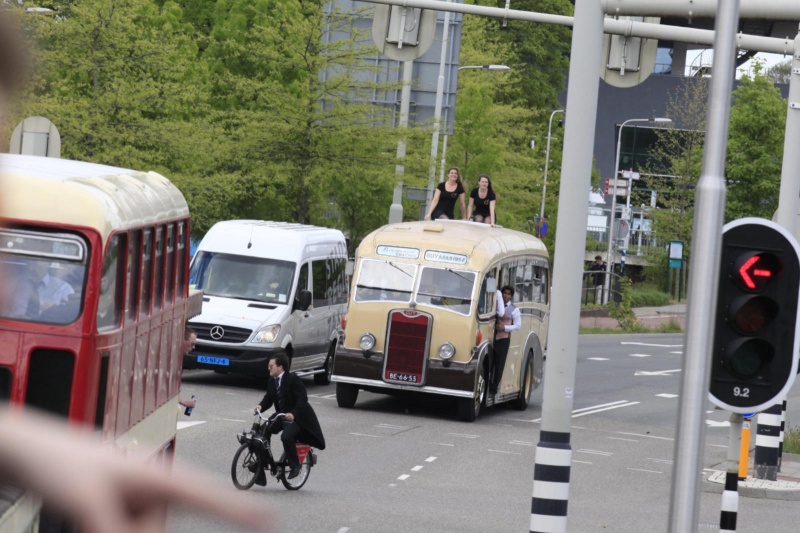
287,466,301,479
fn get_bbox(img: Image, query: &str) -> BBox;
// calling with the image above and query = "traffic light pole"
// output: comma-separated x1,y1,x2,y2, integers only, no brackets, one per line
529,1,603,531
668,2,740,532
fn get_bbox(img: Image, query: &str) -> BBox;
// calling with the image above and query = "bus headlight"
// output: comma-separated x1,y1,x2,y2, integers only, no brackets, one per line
359,333,376,351
438,342,456,360
253,325,280,343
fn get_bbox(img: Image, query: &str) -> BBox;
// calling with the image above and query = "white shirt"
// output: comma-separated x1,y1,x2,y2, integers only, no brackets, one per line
39,274,74,311
495,290,521,332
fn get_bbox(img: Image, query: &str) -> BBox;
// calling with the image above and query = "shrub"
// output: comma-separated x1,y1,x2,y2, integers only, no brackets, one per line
630,287,673,307
608,277,639,331
784,425,800,454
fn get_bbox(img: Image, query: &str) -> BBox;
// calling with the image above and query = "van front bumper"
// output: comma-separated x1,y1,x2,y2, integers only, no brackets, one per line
183,344,285,377
332,344,477,398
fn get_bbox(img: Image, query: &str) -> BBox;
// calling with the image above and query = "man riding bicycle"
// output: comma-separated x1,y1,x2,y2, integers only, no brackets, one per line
254,355,326,479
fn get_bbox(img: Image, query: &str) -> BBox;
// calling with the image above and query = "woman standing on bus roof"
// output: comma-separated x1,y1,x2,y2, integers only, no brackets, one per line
467,174,496,226
424,167,467,221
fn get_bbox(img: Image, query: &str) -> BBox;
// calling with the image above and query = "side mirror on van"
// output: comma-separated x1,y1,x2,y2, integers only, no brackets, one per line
296,289,312,312
486,278,497,293
345,260,355,277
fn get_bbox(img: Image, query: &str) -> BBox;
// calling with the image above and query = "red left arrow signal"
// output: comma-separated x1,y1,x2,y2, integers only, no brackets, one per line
738,254,775,290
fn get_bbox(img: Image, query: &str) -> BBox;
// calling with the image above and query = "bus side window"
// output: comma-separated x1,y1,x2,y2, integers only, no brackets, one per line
478,269,497,315
176,222,186,298
153,226,164,311
97,234,124,330
140,230,153,317
523,262,534,302
540,266,550,305
126,230,141,321
514,260,525,303
165,224,175,303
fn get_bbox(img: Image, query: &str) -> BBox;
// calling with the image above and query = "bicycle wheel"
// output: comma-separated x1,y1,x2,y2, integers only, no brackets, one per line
231,443,263,490
279,451,311,490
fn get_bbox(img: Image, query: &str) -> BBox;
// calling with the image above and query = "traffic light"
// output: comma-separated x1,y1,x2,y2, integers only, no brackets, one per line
709,218,800,413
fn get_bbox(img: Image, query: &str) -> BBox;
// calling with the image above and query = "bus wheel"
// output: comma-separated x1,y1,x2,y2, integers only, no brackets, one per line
512,352,534,411
314,342,336,386
457,365,485,422
336,383,359,408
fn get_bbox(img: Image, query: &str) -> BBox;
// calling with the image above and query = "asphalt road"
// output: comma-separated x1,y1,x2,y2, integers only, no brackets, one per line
167,334,800,532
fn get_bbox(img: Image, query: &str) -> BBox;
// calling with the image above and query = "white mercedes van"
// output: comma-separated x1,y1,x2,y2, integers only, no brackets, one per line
184,220,348,383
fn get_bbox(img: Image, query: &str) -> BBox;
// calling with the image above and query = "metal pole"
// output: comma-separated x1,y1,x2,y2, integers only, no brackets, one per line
439,133,448,183
668,1,740,531
426,5,451,210
389,60,414,224
540,109,564,220
720,413,743,533
637,203,644,256
530,1,603,531
775,27,800,250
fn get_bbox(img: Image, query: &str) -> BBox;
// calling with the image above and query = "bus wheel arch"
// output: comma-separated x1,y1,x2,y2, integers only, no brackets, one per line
512,349,534,411
457,358,487,422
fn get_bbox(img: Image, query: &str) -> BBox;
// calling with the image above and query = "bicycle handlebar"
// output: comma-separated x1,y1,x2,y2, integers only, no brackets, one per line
254,408,287,422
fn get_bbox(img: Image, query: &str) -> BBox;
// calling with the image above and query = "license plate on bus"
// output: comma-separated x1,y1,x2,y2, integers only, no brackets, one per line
197,355,230,366
385,371,420,383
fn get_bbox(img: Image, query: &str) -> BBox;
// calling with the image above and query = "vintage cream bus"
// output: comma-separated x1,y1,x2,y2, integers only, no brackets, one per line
331,220,550,421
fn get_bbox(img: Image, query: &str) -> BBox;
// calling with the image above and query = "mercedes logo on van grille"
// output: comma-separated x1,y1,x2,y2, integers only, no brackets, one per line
210,326,225,340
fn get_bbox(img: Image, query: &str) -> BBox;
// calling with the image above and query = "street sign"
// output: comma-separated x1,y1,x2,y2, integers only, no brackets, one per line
372,6,437,61
709,218,800,413
621,170,641,180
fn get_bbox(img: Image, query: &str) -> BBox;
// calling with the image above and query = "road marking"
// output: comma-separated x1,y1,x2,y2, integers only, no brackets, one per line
577,449,612,456
510,440,536,447
221,418,246,422
621,342,683,347
587,357,609,361
489,449,522,455
709,444,727,448
350,432,382,438
656,393,678,398
646,458,673,465
445,432,480,439
398,474,410,481
426,457,438,462
617,432,674,441
572,402,639,418
670,351,683,354
607,436,638,442
377,424,409,430
224,392,240,396
635,368,682,376
572,460,592,464
412,465,424,471
706,420,730,428
629,353,651,358
628,468,663,474
177,421,206,430
338,528,350,533
528,400,631,422
425,442,454,447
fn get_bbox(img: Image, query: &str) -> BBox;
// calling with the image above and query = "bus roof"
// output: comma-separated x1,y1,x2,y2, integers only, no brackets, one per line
198,220,346,259
0,154,188,247
359,221,548,268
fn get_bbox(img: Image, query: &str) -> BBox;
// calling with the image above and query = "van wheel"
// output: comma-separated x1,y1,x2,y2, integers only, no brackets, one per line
512,352,534,411
336,383,359,408
314,342,336,386
457,364,485,422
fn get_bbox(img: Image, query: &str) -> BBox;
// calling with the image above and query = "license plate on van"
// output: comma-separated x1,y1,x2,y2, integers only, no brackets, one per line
197,355,230,366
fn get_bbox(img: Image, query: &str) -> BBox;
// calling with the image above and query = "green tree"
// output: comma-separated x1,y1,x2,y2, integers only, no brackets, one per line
726,65,786,220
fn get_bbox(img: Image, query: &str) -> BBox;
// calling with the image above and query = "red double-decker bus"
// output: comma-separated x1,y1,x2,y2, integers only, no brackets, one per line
0,154,201,531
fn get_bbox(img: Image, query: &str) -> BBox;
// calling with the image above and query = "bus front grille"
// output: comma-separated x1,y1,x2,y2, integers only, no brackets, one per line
383,310,431,386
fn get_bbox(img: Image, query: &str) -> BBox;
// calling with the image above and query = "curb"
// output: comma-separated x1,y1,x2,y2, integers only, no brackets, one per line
703,469,800,501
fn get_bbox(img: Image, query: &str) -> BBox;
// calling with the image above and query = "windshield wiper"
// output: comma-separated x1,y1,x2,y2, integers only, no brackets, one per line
446,268,474,284
388,261,413,278
357,284,410,293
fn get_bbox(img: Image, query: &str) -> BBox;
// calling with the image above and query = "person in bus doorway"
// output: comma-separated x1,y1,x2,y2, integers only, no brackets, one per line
254,355,325,479
467,174,496,226
424,167,467,221
491,285,521,395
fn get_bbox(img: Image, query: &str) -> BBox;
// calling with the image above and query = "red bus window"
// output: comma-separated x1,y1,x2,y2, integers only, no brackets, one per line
165,225,175,303
176,222,186,298
153,227,164,311
0,367,11,400
126,230,141,321
140,230,153,317
97,234,124,330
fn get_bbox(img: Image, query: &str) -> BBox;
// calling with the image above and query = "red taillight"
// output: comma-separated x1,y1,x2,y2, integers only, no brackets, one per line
341,314,347,330
476,330,482,345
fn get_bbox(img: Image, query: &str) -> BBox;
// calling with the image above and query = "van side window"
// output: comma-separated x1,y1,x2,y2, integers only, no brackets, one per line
297,263,309,294
312,261,327,308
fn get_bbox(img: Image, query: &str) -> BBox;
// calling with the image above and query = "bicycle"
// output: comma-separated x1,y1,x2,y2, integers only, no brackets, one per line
230,410,317,491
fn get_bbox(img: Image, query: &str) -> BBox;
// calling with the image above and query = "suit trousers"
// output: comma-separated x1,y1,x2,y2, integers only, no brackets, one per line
267,417,301,468
492,338,510,391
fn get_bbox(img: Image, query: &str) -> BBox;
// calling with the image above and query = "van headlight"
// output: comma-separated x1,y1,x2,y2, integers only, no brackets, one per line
438,342,456,360
253,325,280,343
359,333,376,351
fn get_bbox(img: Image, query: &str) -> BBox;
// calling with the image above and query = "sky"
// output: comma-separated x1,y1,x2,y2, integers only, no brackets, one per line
686,50,793,79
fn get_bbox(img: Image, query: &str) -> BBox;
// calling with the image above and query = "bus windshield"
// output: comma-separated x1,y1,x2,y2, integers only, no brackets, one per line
0,230,87,325
415,267,476,315
354,259,417,302
190,251,296,305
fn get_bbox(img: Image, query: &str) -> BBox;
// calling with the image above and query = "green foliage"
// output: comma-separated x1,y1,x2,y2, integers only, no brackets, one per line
784,425,800,454
629,287,672,307
726,65,786,221
608,277,639,330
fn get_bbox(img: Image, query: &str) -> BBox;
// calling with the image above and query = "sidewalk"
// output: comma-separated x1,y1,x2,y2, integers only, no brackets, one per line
580,303,687,330
704,453,800,500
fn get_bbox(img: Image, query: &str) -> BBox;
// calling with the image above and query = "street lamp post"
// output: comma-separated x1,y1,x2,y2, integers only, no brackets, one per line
540,109,564,221
604,117,671,302
458,64,511,72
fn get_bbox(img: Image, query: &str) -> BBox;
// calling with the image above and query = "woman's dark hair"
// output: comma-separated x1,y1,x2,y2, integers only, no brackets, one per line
478,174,495,197
271,354,290,371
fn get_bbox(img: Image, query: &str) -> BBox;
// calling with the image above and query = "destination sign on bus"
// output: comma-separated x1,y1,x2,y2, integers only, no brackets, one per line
0,230,85,261
424,250,468,265
377,245,420,259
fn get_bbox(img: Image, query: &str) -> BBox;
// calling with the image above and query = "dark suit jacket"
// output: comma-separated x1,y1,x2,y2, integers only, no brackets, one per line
258,372,326,450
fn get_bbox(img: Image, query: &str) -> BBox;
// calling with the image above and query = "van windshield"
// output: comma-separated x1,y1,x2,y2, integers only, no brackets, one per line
415,267,476,315
190,251,296,305
354,259,416,303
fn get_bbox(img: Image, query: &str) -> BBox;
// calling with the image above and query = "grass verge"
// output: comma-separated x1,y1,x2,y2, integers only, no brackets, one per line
579,320,683,335
784,426,800,454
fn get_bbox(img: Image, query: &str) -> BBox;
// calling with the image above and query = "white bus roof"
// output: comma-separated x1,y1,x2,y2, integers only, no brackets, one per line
198,220,346,259
0,154,188,247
